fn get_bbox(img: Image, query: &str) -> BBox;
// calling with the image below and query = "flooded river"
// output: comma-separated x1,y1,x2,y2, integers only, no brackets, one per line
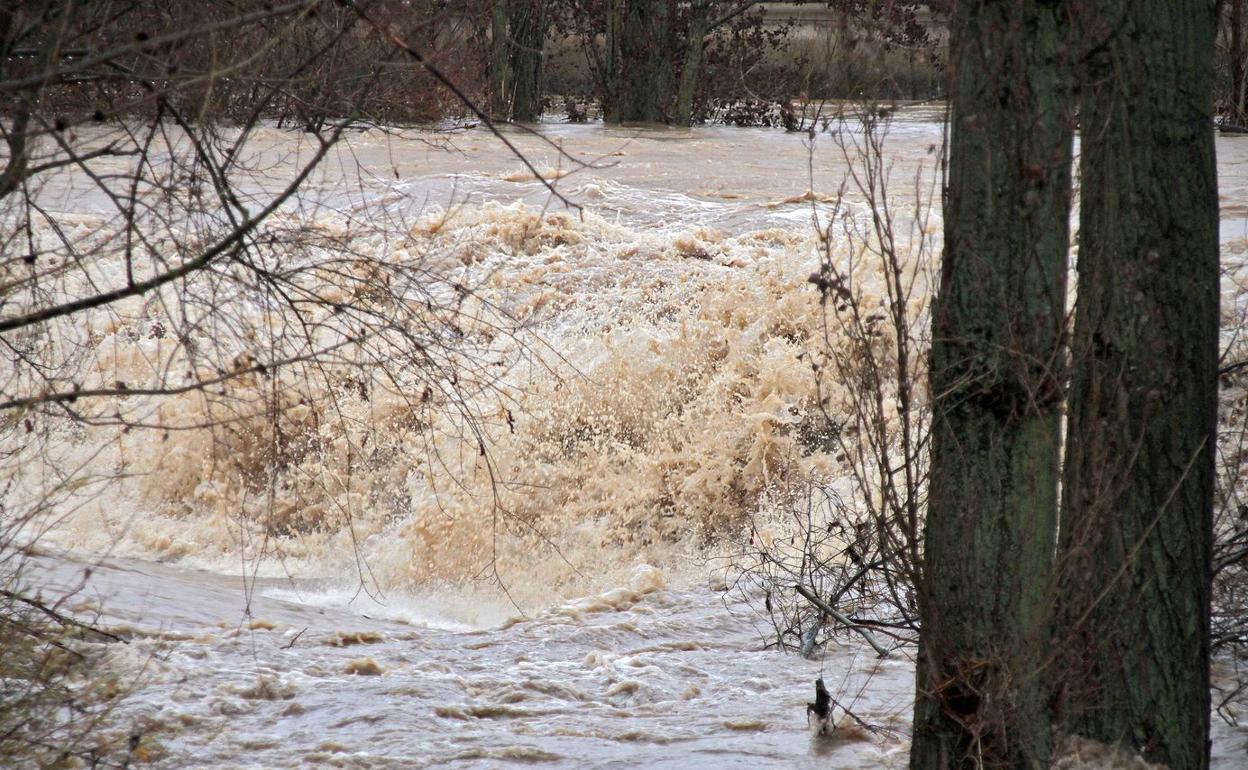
14,108,1248,767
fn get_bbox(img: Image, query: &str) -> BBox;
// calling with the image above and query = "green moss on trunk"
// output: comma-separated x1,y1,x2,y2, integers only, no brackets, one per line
912,1,1075,767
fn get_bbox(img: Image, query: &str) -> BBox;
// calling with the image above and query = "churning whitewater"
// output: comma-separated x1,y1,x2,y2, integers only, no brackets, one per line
14,109,1248,768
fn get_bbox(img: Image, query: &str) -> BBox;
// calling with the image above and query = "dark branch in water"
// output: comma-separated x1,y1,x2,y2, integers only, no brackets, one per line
795,583,890,657
0,588,127,644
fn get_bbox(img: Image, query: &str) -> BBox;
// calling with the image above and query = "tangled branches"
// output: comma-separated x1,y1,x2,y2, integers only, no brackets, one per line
727,103,935,660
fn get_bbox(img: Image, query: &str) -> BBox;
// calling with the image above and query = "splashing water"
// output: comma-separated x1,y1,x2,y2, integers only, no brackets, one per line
9,110,1248,767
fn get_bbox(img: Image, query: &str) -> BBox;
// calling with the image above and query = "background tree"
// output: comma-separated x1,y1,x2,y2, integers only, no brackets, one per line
490,0,511,115
566,0,781,124
1232,0,1247,124
488,0,547,121
1217,0,1247,125
509,0,548,121
672,0,712,125
912,0,1074,767
549,1,934,126
1056,2,1220,768
611,0,676,122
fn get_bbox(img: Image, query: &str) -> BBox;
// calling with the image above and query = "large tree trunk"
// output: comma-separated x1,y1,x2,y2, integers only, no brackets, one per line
1057,2,1219,768
612,0,675,123
508,0,544,122
673,0,711,126
911,1,1074,767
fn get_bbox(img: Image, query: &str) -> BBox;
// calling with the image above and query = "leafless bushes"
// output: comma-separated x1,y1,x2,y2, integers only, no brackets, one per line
0,558,148,767
5,1,483,131
734,482,913,656
1216,0,1247,124
734,100,1248,760
1215,368,1248,652
727,103,934,659
0,0,544,548
0,3,556,764
1213,294,1248,720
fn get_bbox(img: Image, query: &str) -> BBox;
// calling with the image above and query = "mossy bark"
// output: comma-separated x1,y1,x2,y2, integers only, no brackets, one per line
673,0,711,126
912,1,1074,767
1057,3,1218,769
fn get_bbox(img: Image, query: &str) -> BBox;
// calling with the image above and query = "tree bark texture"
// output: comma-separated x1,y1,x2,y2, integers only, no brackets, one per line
912,1,1075,768
673,0,711,125
612,0,675,123
508,0,545,122
1057,2,1219,769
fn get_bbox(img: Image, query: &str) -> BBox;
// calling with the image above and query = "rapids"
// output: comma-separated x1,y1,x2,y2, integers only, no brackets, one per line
11,107,1248,767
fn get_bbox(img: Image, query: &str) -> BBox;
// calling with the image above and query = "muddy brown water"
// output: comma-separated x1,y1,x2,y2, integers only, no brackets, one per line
18,109,1248,767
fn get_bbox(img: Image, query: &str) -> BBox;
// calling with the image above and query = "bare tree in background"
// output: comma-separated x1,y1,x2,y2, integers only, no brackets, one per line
488,0,547,121
553,1,934,126
1219,0,1247,125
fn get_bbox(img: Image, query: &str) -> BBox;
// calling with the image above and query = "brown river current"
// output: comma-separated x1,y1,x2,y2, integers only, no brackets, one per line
15,108,1248,767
